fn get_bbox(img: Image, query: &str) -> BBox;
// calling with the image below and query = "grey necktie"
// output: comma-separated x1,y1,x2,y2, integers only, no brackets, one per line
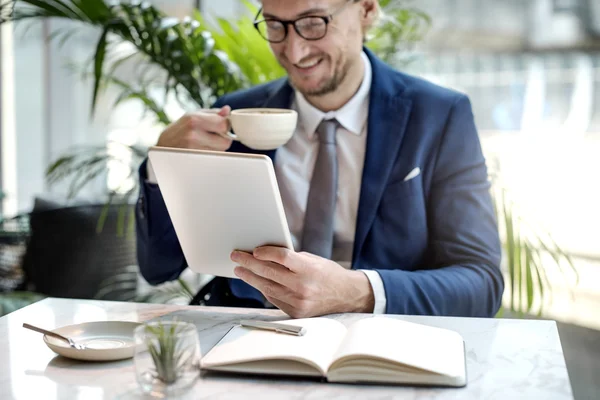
300,119,338,259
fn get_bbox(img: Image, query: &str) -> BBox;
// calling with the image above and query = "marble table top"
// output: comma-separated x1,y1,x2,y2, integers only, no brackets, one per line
0,298,573,399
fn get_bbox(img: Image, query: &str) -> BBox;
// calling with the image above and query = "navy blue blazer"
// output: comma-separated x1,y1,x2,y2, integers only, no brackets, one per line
136,48,504,317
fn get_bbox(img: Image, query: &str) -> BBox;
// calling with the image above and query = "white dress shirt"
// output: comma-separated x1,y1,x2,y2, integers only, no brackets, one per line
147,52,386,314
275,52,386,314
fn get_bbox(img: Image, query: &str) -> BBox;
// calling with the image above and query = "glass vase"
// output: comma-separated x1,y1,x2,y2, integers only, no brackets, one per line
134,320,200,398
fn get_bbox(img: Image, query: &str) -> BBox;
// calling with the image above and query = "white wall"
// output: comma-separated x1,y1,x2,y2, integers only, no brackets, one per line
0,19,18,217
12,22,46,215
10,21,114,214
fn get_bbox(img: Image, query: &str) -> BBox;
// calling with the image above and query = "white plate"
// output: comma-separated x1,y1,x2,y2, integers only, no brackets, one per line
43,321,141,362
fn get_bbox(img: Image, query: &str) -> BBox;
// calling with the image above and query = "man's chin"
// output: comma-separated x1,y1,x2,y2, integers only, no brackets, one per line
291,79,335,98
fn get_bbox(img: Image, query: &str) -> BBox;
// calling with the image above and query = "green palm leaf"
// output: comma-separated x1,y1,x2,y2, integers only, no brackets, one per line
92,26,110,114
1,0,247,115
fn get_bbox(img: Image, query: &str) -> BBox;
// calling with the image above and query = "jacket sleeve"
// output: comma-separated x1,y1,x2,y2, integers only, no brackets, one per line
376,95,504,317
135,159,187,285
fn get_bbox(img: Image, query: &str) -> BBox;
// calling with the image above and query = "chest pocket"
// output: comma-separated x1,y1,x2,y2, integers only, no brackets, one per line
373,176,428,268
382,174,423,204
380,176,427,240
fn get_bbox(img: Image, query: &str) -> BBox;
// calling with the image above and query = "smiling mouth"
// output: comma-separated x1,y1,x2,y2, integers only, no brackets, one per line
294,57,324,71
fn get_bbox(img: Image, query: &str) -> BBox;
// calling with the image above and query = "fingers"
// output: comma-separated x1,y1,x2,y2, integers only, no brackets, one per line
186,111,229,135
234,266,295,304
232,249,331,319
216,105,231,117
252,247,305,273
231,251,297,290
156,106,232,151
168,125,231,151
193,128,232,150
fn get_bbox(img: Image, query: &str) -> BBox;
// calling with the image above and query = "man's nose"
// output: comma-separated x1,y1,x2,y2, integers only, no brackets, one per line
283,28,311,64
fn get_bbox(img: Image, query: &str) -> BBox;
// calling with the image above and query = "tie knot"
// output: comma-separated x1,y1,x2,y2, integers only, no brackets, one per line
316,119,338,144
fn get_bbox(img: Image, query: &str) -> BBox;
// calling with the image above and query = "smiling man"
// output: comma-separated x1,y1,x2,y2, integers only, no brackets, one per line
136,0,505,318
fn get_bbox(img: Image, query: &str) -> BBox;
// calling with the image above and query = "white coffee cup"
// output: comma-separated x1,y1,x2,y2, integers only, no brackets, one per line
202,108,298,150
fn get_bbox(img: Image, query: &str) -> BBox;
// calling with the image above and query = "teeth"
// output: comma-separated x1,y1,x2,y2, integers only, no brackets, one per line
297,58,321,68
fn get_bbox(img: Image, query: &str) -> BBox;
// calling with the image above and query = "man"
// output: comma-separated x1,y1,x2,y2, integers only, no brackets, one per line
136,0,504,318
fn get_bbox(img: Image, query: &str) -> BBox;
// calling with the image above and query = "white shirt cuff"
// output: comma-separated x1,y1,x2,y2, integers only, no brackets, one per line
360,269,387,314
146,159,158,184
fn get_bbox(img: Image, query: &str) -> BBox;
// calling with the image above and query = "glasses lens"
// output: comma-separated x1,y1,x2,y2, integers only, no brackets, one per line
295,17,327,40
256,20,286,42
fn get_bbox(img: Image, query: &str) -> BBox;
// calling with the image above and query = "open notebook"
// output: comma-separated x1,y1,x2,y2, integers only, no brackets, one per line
200,316,467,387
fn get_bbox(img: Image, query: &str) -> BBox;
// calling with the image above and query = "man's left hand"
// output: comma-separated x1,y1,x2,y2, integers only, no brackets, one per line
231,247,375,318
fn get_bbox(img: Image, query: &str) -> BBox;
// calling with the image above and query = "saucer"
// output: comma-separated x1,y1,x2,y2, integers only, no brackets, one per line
43,321,141,362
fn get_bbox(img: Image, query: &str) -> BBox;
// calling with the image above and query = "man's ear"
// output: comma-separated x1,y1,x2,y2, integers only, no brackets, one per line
360,0,379,32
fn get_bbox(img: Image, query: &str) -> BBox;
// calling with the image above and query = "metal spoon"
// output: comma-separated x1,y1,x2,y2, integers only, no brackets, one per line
23,323,86,350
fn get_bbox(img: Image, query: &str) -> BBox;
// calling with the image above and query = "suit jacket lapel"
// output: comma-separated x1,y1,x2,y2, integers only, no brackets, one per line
352,50,413,264
261,78,294,109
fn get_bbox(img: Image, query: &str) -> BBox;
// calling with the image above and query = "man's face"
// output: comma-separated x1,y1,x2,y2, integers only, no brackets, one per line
260,0,366,97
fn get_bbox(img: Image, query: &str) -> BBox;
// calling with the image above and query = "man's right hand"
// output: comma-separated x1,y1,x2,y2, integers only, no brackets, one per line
156,106,233,151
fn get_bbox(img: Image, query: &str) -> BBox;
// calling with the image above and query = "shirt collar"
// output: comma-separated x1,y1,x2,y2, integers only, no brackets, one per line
294,51,372,138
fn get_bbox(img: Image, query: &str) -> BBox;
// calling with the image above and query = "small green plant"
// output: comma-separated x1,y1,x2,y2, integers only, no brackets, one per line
490,169,579,317
143,320,195,384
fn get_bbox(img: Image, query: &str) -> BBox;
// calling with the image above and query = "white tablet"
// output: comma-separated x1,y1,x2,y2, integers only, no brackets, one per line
147,147,294,279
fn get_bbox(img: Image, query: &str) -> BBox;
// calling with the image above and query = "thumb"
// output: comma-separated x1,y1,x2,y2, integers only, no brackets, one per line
217,105,231,117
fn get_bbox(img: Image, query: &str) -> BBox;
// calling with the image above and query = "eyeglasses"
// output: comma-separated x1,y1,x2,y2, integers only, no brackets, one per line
253,0,356,43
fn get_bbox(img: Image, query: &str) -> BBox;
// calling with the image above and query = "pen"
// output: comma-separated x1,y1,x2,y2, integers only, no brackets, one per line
239,320,306,336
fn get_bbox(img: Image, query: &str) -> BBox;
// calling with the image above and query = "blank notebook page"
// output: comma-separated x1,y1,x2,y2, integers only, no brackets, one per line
331,317,465,378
